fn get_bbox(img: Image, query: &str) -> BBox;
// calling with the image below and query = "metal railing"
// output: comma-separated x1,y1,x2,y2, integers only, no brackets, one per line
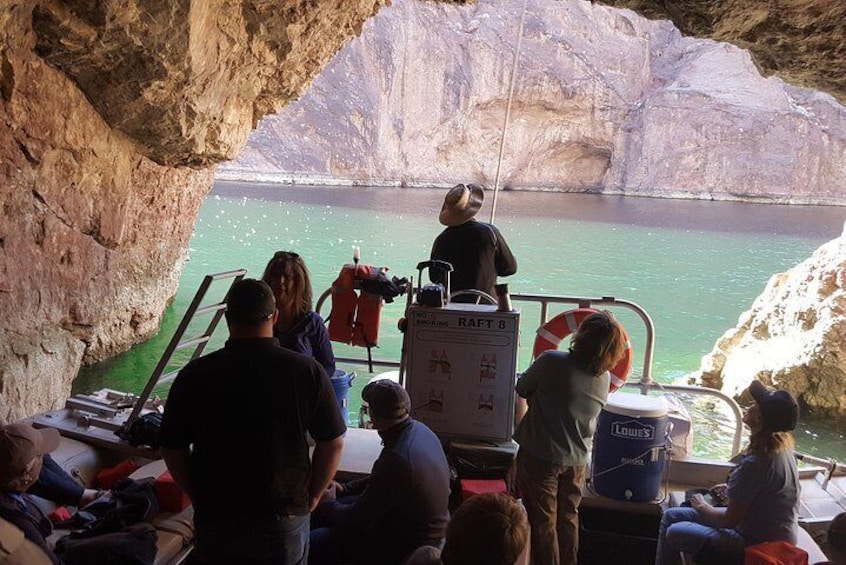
316,286,746,455
124,269,247,426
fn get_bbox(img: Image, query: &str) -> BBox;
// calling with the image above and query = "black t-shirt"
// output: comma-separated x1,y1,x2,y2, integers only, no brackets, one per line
159,338,346,525
430,220,517,299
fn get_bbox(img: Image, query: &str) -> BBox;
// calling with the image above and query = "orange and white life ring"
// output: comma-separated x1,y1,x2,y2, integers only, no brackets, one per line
532,307,633,392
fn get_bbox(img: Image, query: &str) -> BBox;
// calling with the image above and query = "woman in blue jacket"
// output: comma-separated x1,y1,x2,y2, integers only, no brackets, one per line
261,251,336,377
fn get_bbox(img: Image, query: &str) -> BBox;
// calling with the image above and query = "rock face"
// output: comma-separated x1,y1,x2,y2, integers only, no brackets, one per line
596,0,846,108
0,0,390,421
222,0,846,205
695,228,846,415
2,0,846,421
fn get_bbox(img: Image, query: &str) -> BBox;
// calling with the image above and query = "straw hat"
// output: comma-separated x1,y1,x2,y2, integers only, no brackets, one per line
439,184,484,227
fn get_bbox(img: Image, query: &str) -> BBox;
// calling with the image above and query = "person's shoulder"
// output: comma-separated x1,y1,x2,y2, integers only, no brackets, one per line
177,349,227,377
306,310,328,326
536,349,571,366
404,545,442,565
267,344,322,370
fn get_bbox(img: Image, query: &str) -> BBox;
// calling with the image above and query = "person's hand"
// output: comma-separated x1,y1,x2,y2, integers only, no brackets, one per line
690,493,711,512
320,481,339,503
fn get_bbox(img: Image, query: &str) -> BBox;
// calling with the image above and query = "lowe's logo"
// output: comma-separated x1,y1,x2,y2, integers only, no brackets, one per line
611,419,655,440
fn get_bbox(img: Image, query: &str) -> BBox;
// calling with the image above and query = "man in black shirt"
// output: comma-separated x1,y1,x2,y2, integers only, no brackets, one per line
430,184,518,302
310,379,451,565
160,279,346,565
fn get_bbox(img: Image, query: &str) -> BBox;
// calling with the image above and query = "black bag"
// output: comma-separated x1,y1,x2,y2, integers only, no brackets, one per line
74,477,159,537
55,522,158,565
115,412,163,448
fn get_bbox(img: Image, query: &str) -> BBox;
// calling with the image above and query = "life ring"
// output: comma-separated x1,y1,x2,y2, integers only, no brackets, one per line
532,307,633,392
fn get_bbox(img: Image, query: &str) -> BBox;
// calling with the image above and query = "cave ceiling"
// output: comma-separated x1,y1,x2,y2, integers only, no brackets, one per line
26,0,846,168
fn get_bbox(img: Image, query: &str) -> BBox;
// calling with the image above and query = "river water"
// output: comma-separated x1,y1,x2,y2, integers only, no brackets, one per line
75,180,846,460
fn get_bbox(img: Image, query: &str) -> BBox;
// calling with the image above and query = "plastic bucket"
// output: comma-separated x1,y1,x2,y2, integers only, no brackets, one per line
331,369,355,423
591,393,668,502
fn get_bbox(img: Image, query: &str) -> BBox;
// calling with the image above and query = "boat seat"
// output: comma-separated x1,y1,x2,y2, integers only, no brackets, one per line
680,528,826,564
32,442,192,565
130,458,194,565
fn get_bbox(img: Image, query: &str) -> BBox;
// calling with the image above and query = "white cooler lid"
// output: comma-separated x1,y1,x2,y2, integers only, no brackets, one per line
603,392,668,418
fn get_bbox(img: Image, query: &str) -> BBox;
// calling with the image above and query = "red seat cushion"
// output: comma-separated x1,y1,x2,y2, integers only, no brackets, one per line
460,479,507,501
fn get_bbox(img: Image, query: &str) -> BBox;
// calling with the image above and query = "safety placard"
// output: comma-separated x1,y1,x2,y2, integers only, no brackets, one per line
405,304,520,442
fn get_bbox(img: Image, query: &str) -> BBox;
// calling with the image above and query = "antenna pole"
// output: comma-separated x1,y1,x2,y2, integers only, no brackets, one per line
490,0,528,224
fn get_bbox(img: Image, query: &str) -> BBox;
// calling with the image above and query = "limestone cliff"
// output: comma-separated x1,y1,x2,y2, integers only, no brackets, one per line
222,0,846,205
0,0,390,421
597,0,846,109
694,227,846,415
2,0,846,421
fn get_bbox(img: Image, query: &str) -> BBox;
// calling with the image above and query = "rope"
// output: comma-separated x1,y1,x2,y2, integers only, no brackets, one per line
490,0,528,224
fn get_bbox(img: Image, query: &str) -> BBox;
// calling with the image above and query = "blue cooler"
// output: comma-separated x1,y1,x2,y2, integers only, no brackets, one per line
331,369,355,424
591,393,669,502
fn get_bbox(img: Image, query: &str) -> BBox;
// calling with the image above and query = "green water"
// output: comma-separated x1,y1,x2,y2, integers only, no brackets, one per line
75,181,846,460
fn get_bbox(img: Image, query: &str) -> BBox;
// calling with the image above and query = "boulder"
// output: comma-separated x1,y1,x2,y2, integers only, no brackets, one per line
694,225,846,415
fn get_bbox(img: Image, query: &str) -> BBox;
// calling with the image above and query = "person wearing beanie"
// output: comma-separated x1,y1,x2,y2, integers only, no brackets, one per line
430,184,517,302
655,381,801,565
310,379,451,565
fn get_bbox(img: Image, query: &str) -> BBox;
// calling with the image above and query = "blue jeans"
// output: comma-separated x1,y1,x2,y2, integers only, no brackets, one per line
196,513,310,565
655,507,745,565
29,454,84,506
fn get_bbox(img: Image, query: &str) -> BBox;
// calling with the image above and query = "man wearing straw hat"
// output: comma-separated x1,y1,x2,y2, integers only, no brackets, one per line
430,184,518,302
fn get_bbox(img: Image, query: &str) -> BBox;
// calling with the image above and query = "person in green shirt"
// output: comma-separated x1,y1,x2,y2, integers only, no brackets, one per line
513,311,627,565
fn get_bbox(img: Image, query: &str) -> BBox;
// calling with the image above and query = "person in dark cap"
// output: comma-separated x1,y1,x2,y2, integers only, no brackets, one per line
310,379,451,565
818,511,846,565
430,184,517,302
0,423,63,564
160,278,346,565
655,380,801,565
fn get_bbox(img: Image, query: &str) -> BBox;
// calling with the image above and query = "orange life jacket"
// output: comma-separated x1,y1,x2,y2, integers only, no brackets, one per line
327,264,384,347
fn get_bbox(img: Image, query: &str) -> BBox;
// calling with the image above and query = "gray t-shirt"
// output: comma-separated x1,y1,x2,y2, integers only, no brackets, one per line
513,350,609,466
729,450,800,544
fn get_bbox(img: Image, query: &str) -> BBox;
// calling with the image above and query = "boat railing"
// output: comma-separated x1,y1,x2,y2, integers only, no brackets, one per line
62,269,248,434
317,285,746,456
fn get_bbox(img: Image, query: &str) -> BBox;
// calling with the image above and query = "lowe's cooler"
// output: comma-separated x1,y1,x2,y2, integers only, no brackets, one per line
331,369,355,424
591,393,669,502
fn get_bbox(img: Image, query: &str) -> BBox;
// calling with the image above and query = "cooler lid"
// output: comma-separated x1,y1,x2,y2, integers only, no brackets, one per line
603,392,668,418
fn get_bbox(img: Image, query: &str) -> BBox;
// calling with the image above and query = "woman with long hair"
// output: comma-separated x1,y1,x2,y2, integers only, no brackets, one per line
654,381,801,565
261,251,335,377
513,311,627,565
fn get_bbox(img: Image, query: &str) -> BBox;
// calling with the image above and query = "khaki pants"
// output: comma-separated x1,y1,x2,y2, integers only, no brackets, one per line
516,449,585,565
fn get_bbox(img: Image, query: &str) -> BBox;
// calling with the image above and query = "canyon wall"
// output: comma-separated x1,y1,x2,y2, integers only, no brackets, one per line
222,0,846,205
2,0,846,420
0,0,389,421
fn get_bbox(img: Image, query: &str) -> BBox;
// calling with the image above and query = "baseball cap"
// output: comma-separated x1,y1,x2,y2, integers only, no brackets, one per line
225,279,276,323
362,379,411,421
749,380,799,432
0,423,60,484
